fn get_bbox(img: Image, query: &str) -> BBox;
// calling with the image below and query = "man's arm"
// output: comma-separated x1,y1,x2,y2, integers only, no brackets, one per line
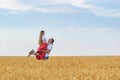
40,50,51,54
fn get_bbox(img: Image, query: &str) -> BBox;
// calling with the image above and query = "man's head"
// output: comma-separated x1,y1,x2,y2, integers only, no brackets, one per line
48,38,54,44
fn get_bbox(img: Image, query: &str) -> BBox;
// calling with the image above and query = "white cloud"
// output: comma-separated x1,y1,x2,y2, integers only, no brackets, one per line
0,0,78,14
0,0,120,17
66,27,115,33
0,0,31,12
68,0,120,17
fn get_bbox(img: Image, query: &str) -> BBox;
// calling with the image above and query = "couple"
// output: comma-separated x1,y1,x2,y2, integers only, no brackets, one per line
28,30,54,60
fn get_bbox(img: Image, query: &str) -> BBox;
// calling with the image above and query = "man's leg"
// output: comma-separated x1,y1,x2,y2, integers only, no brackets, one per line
44,56,49,60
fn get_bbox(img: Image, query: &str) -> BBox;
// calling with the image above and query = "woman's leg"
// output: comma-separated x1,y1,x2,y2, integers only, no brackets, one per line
32,52,40,56
28,49,34,57
28,50,40,57
29,50,46,60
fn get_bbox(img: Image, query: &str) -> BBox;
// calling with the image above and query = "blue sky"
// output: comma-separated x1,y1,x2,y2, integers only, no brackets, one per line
0,0,120,56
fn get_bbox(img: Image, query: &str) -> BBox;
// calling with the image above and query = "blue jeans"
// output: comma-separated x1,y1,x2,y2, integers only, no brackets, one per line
44,56,49,60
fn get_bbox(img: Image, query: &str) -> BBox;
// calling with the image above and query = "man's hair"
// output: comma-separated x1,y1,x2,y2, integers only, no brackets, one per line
51,38,54,43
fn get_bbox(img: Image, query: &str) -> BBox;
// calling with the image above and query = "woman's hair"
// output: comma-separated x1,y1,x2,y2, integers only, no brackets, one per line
38,30,45,45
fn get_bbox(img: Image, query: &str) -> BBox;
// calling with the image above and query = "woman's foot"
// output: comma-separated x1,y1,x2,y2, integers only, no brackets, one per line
28,49,34,57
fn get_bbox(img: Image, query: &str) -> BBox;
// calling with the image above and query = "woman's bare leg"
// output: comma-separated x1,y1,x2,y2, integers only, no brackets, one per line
28,49,40,57
28,49,34,57
32,52,40,56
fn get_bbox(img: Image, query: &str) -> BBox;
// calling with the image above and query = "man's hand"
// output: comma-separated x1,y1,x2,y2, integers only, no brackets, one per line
40,50,51,53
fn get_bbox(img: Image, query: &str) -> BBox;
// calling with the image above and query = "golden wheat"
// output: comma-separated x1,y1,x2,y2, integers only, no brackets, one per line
0,56,120,80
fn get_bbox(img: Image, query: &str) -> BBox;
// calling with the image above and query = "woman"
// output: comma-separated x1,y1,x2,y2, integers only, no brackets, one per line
28,30,47,60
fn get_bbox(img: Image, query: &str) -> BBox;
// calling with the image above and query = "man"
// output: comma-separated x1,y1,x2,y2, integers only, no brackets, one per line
40,38,54,60
28,38,54,60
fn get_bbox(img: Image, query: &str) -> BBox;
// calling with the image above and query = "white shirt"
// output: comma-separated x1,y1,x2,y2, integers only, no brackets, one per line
42,36,47,43
45,44,53,57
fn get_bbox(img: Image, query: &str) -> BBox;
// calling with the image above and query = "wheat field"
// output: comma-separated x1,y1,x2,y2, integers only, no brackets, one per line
0,56,120,80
